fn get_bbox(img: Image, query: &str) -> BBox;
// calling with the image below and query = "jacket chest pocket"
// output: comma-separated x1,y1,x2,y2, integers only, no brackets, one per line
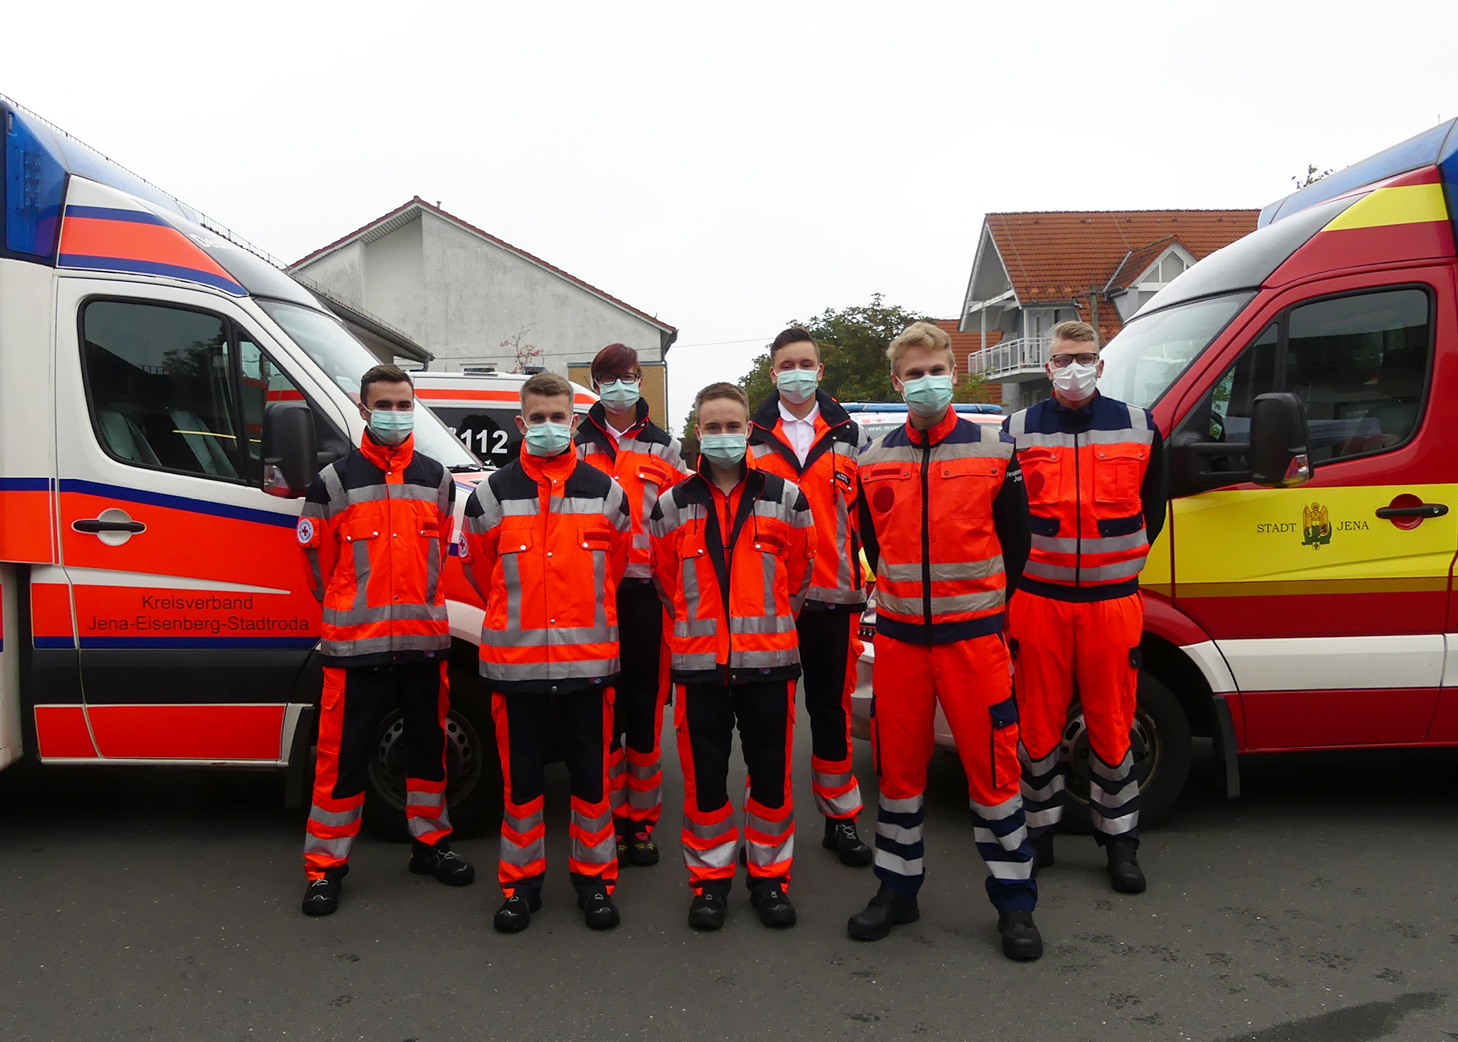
1093,445,1147,507
860,462,912,517
750,530,786,558
635,465,666,514
831,459,857,507
578,525,613,558
938,457,1002,518
1017,447,1062,506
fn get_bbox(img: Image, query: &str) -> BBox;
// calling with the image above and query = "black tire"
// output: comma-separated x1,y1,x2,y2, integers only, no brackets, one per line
362,652,501,841
1057,671,1193,835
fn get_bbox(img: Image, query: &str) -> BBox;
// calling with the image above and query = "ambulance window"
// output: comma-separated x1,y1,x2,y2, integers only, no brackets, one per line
236,337,308,483
432,406,520,464
1285,288,1431,463
1199,323,1278,474
81,301,244,480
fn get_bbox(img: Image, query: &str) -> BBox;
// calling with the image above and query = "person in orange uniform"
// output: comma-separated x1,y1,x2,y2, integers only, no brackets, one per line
462,372,632,933
1003,320,1166,894
649,382,815,931
297,364,475,917
748,328,872,867
848,323,1042,961
575,343,686,868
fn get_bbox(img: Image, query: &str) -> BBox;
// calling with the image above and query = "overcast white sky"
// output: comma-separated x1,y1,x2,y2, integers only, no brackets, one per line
7,1,1456,428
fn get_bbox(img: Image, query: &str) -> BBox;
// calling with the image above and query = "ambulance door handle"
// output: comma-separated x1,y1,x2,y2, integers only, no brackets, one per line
1374,504,1446,519
73,508,147,546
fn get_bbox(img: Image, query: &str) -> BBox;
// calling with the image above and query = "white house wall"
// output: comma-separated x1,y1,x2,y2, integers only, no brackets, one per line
363,217,425,338
300,241,365,306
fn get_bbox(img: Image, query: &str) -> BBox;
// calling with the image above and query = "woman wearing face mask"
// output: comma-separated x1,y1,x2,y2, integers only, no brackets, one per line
1002,320,1167,898
574,344,687,869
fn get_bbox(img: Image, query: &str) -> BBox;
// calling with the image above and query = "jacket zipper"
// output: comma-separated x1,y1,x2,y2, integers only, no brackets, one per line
1073,430,1082,587
720,494,734,685
920,434,932,643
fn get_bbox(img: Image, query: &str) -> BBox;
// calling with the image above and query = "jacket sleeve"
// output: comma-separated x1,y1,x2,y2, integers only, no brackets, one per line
1142,417,1169,546
298,469,340,605
993,453,1031,600
603,477,631,589
436,466,456,571
664,436,690,476
648,493,679,615
462,481,502,606
857,488,880,577
784,482,816,615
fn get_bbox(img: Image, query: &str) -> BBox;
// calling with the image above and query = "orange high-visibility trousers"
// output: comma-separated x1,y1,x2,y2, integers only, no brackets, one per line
1008,590,1142,845
871,633,1035,911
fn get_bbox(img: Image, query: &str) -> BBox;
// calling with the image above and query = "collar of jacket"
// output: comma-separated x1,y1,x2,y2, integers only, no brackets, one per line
905,407,959,447
1050,391,1102,432
578,398,651,456
358,430,415,472
685,458,763,505
518,444,578,485
750,387,850,448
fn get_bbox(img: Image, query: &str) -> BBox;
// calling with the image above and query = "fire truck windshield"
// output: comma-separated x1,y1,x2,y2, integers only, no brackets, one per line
1097,291,1254,410
259,300,484,471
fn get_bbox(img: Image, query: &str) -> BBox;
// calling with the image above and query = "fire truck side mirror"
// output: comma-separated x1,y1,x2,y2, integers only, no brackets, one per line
1249,392,1313,488
262,401,319,498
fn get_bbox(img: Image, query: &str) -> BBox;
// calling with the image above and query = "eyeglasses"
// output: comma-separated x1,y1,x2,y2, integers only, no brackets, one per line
1049,353,1099,368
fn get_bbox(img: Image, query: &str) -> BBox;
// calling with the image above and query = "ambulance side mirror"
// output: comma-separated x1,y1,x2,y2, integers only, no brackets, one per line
1248,392,1313,488
262,401,319,498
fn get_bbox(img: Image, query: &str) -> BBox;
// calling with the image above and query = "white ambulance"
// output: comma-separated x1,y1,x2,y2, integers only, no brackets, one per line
412,371,595,467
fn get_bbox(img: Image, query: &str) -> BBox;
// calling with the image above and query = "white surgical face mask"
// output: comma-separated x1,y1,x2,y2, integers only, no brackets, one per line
775,368,819,406
1051,361,1098,402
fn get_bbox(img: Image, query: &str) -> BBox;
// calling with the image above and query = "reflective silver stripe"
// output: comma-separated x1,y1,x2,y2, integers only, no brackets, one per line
321,633,450,657
873,849,924,876
1021,774,1066,801
833,493,852,595
1031,531,1148,555
745,810,790,836
747,833,794,867
1014,428,1155,450
760,542,777,616
683,816,735,841
480,622,617,648
1024,559,1146,583
405,787,446,809
1092,780,1140,809
1019,745,1060,775
749,444,777,460
806,584,864,605
323,602,449,627
880,558,1003,583
351,538,371,611
674,618,718,638
876,589,1005,616
308,804,362,828
550,496,613,516
501,499,544,517
672,651,719,672
468,487,504,530
1024,807,1062,829
501,553,522,631
631,533,651,550
481,656,621,682
408,807,451,839
683,841,738,870
681,555,704,630
1094,810,1139,835
320,465,348,514
1008,410,1027,437
879,794,923,815
875,821,921,845
501,835,547,866
1091,751,1134,780
626,760,657,780
425,535,440,602
984,857,1034,881
1128,405,1149,432
625,560,652,580
861,438,1011,466
304,548,324,601
639,480,658,543
732,647,799,669
394,483,445,504
575,807,613,834
303,834,353,858
974,823,1029,851
816,785,861,818
814,768,852,789
628,784,662,810
505,807,544,833
730,615,796,635
970,794,1023,822
572,831,618,866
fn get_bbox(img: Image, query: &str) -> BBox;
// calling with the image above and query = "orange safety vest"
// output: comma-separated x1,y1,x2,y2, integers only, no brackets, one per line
748,390,868,607
462,447,631,693
1005,395,1154,597
575,399,686,580
649,465,815,684
858,410,1018,644
298,433,454,665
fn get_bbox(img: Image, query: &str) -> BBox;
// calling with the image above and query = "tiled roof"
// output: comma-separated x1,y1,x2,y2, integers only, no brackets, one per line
291,197,676,333
986,209,1259,304
936,319,1002,370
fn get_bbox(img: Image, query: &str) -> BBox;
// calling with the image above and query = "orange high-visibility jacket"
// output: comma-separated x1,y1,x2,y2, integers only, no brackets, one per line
748,390,869,608
649,466,815,685
857,410,1030,645
298,433,454,665
462,446,631,693
1004,394,1166,602
575,399,687,581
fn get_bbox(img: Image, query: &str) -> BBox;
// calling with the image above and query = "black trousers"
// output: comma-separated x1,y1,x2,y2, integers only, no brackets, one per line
795,606,866,820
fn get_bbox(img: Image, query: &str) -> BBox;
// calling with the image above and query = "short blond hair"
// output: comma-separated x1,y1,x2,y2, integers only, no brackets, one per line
1051,320,1099,347
886,321,954,372
520,371,573,412
693,381,750,420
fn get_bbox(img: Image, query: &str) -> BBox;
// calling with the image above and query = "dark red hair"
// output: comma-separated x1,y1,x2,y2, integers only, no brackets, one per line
590,343,641,385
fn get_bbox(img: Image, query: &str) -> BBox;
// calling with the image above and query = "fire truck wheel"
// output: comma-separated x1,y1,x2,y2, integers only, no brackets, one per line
362,658,501,841
1055,671,1193,836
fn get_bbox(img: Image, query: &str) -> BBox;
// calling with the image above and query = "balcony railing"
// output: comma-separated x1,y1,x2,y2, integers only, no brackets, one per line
968,336,1052,381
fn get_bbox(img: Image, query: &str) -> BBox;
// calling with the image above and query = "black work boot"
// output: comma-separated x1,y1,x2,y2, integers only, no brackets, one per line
998,910,1044,960
628,825,660,867
688,890,727,931
1031,832,1055,875
1106,838,1147,894
409,841,476,886
616,822,630,868
578,887,621,930
847,884,920,941
493,891,542,933
823,817,874,867
301,878,341,916
749,883,797,928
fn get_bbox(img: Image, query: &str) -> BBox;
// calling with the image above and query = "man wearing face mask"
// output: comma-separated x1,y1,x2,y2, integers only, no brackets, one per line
463,372,632,933
850,323,1042,960
649,382,815,931
297,365,473,917
575,344,686,869
1003,320,1166,895
748,328,873,867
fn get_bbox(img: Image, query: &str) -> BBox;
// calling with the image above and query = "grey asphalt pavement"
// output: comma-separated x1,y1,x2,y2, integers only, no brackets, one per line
3,696,1457,1042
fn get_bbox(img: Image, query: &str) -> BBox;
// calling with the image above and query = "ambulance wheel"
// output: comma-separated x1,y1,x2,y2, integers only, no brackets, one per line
363,662,500,841
1056,672,1192,835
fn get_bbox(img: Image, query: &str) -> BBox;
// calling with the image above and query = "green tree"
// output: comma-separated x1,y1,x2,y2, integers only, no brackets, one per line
1293,164,1333,189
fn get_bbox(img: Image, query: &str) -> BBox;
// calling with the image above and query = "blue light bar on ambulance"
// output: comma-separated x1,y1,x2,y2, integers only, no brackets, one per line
840,402,1004,414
